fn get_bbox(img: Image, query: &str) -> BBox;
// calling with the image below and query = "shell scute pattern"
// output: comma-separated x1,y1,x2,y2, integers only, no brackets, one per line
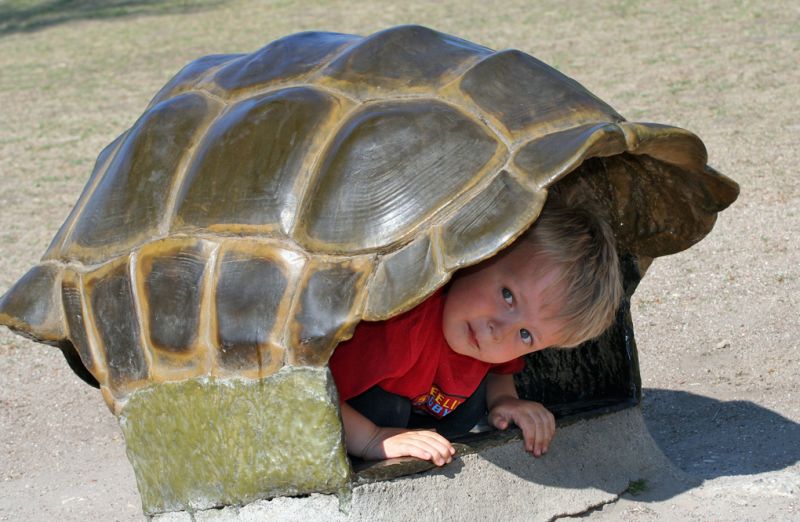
149,53,244,107
459,50,623,140
43,133,128,261
440,171,545,270
286,255,373,367
214,242,297,377
57,93,222,265
83,256,148,393
136,239,212,357
316,25,492,98
512,123,629,189
61,270,93,372
64,237,308,403
211,31,360,95
296,99,504,253
172,86,348,237
0,26,739,409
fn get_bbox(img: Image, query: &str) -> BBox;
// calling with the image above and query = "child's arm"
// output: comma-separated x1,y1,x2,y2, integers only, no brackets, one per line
486,373,555,457
340,402,455,466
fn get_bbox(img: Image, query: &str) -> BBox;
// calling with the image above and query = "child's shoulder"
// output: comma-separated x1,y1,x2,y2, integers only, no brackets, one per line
330,288,447,388
386,288,445,328
336,288,446,361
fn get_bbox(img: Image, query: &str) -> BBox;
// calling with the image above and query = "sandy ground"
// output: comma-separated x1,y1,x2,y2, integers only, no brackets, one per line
0,1,798,520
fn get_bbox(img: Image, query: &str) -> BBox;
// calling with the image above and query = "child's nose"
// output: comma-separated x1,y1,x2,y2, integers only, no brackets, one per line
488,319,515,342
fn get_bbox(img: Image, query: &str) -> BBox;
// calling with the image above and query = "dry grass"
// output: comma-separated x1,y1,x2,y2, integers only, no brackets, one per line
0,0,222,35
1,0,796,289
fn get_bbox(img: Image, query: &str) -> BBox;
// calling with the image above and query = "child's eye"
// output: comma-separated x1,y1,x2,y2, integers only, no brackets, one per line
502,287,513,305
520,329,533,346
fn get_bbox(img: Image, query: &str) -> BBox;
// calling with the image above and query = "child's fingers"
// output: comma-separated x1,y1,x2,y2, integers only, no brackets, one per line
533,419,547,456
488,410,511,430
403,430,454,457
382,430,454,465
403,442,452,466
536,410,555,455
519,410,554,456
413,430,456,464
522,420,541,454
488,399,556,457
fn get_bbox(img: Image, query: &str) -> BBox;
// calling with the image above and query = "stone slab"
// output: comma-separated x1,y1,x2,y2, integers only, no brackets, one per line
120,367,350,514
154,406,691,521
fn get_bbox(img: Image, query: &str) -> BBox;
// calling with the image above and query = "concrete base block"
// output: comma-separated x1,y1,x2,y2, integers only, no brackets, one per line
119,367,350,515
153,407,692,521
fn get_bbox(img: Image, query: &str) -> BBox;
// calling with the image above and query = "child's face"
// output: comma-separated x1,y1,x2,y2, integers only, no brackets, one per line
442,243,567,364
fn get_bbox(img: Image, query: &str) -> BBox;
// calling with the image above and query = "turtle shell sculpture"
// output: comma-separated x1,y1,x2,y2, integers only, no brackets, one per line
0,25,738,513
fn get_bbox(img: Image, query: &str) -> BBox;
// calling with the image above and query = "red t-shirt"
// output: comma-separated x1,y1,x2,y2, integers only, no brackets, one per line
329,289,524,419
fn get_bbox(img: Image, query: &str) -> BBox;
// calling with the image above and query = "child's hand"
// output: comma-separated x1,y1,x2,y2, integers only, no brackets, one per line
489,397,555,457
364,427,455,466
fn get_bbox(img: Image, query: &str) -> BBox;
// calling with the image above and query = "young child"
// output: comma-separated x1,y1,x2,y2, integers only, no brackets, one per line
329,197,623,466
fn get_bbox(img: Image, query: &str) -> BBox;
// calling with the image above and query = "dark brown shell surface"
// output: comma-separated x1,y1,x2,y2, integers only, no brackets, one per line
0,25,738,409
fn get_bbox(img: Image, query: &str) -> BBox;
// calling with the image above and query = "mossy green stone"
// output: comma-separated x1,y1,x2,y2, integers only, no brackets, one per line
119,367,351,514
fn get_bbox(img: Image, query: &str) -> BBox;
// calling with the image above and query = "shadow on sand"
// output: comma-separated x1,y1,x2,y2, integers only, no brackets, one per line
641,388,800,480
356,388,799,502
0,0,224,37
470,388,800,503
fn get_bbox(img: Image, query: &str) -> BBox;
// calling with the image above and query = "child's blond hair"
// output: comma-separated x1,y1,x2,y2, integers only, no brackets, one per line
518,193,623,348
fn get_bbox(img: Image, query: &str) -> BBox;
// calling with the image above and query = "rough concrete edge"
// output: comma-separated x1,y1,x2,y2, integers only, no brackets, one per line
151,406,696,522
120,367,351,515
